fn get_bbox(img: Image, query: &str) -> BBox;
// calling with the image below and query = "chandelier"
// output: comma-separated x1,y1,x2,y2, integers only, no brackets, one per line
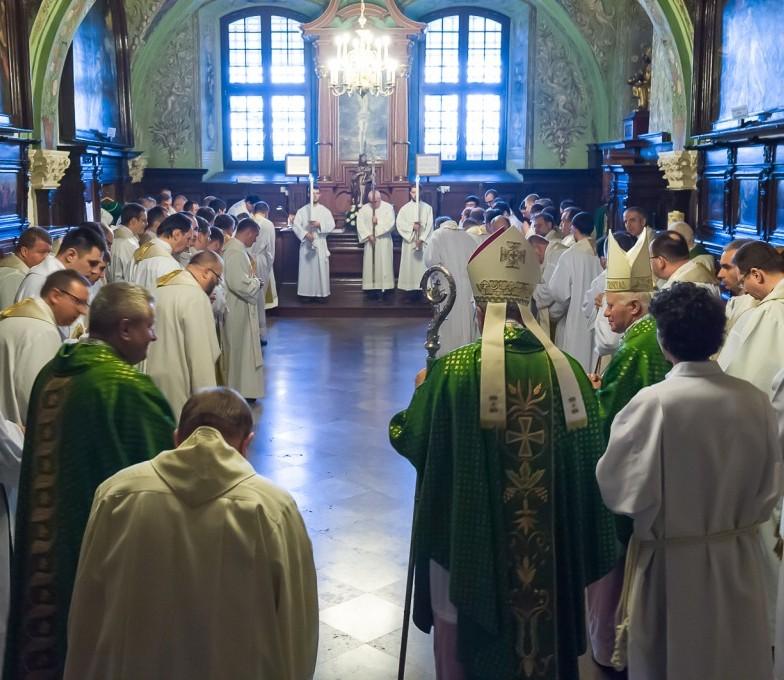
323,0,399,97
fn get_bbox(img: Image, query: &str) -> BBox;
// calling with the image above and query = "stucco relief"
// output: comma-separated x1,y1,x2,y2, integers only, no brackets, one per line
556,0,615,70
148,22,196,167
534,20,589,166
126,0,167,53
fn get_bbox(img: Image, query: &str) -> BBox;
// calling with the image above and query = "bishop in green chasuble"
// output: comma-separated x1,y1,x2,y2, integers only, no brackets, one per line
4,340,175,679
390,227,616,679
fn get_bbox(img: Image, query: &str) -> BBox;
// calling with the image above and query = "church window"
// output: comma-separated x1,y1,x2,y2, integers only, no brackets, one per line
420,10,508,167
221,10,310,166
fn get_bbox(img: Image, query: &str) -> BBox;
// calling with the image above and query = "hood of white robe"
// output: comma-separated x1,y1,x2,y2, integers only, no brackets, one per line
151,426,256,507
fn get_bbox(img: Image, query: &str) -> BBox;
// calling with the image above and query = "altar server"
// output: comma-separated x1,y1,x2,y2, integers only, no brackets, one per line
357,190,395,297
292,185,334,301
397,184,433,294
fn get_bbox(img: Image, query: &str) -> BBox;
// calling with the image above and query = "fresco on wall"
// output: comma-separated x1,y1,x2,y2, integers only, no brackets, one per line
72,0,121,139
339,94,388,161
719,0,784,121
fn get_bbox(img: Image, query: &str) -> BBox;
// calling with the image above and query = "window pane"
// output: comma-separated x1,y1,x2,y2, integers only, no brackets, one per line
465,94,501,160
270,15,305,83
271,96,306,160
229,96,264,161
467,16,502,84
423,95,458,160
425,16,459,83
227,17,263,83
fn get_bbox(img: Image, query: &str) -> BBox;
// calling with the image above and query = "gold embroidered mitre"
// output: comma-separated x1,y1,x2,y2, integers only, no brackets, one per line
467,227,587,432
605,229,654,293
468,226,540,305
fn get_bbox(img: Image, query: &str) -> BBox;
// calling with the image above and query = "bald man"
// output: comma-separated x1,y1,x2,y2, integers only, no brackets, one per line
357,190,395,298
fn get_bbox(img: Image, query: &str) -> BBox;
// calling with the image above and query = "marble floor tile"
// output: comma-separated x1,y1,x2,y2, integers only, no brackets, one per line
314,644,399,680
320,593,404,643
317,622,364,664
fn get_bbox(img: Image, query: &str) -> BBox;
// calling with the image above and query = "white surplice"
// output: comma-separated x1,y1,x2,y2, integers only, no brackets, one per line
533,239,569,344
223,238,263,399
145,270,220,420
131,238,181,295
423,222,478,357
64,426,318,680
108,226,139,283
583,270,621,371
357,201,395,291
396,200,433,291
548,238,602,372
725,292,758,335
718,279,784,392
14,254,64,302
597,361,781,680
0,254,28,310
661,259,721,296
0,297,63,425
292,203,334,298
0,416,21,673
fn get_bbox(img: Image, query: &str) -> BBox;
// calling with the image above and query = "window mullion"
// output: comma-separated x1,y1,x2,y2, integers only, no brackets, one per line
457,13,469,164
261,11,273,163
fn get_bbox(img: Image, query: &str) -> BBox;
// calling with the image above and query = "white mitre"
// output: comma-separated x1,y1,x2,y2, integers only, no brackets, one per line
467,227,587,431
605,229,655,293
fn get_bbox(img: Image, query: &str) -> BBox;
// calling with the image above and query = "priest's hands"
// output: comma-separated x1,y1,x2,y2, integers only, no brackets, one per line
372,215,378,226
368,235,376,244
305,232,316,242
588,373,602,390
414,368,427,387
594,293,603,309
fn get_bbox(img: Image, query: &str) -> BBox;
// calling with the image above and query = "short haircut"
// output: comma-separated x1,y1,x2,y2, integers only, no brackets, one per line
40,269,90,297
571,211,594,236
725,238,754,253
178,387,254,445
120,202,146,226
89,282,153,336
236,212,250,221
157,213,193,237
462,218,480,228
183,200,195,212
434,216,452,228
484,188,498,199
214,214,236,233
493,200,510,214
236,217,260,234
194,215,210,235
208,198,227,213
649,283,726,361
79,221,106,239
468,207,485,223
625,206,647,223
189,249,222,268
542,207,560,224
651,231,689,262
560,199,576,211
539,198,554,207
484,208,502,225
196,206,216,224
253,201,270,214
16,226,52,250
524,193,540,203
245,194,261,205
157,191,172,204
147,206,168,229
533,210,555,227
563,206,581,221
530,202,546,214
208,226,225,246
733,240,784,275
60,226,107,256
464,195,481,205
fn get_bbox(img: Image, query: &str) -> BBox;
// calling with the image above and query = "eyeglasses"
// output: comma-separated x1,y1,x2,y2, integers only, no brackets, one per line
206,268,223,284
56,288,90,309
738,268,757,287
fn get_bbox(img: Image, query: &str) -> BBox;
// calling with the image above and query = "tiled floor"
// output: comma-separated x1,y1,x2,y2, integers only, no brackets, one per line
250,318,621,680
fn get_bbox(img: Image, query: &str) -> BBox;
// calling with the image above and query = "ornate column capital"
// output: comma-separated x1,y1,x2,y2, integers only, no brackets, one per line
28,149,71,191
128,154,148,184
657,150,698,191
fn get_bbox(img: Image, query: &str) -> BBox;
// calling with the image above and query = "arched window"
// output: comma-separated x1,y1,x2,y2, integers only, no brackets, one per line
220,9,311,168
420,9,509,168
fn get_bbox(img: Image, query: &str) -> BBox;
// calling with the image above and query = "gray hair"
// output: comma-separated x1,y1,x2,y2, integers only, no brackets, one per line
88,282,154,336
179,387,254,444
608,291,653,311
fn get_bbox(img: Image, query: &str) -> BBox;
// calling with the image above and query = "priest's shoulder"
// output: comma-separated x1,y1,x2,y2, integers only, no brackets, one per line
93,460,163,500
226,473,303,526
429,341,481,380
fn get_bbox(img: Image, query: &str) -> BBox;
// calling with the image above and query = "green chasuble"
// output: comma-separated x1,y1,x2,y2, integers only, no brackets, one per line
390,324,616,680
596,315,671,441
689,243,711,260
5,340,175,679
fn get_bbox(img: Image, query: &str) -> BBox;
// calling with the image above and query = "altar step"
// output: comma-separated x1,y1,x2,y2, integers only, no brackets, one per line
268,279,432,318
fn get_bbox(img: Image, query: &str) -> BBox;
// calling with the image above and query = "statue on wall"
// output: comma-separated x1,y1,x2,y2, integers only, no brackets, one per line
627,46,652,111
351,153,373,207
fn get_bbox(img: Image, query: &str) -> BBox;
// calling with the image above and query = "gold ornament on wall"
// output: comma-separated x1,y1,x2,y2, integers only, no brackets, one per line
627,46,652,112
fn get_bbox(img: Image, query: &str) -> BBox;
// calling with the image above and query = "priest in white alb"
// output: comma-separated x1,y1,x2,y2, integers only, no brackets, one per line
108,203,147,283
423,218,478,357
396,184,433,295
145,251,222,419
0,227,52,308
224,218,264,400
717,238,758,335
131,213,191,293
251,201,278,341
597,283,780,680
547,212,602,371
0,270,89,425
650,230,720,295
291,186,334,301
357,190,395,298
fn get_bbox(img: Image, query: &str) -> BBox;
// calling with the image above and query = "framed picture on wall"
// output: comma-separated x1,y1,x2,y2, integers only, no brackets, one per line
0,0,32,131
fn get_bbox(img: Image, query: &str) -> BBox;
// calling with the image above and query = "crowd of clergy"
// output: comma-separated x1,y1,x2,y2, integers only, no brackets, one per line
0,182,782,679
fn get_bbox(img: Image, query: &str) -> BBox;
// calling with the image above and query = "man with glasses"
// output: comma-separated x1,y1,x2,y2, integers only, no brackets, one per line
649,230,720,295
146,250,223,419
0,269,90,426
